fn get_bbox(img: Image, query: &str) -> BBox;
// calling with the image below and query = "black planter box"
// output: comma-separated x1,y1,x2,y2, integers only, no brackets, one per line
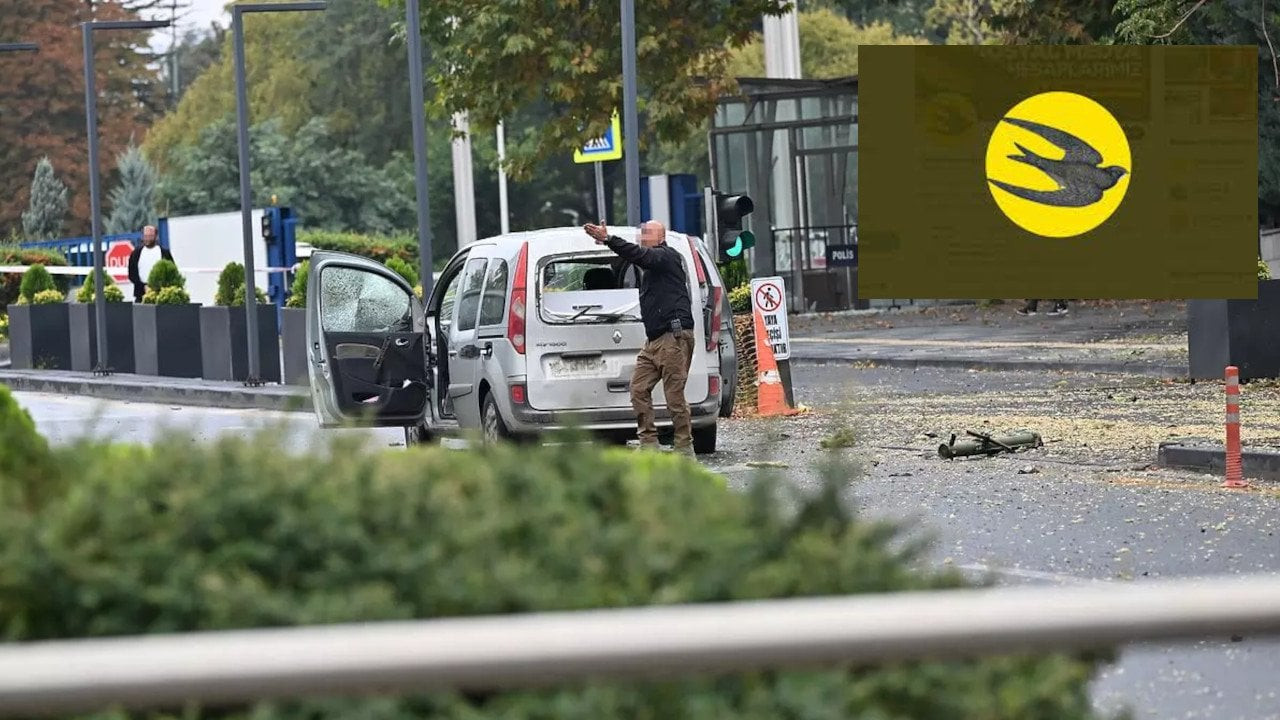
8,303,71,370
1188,279,1280,381
280,307,308,385
199,305,281,383
133,303,203,378
69,303,135,373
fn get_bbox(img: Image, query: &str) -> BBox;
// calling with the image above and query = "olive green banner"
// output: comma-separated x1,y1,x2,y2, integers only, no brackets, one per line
858,45,1259,299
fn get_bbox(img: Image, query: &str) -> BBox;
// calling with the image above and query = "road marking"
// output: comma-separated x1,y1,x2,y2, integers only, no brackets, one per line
958,563,1110,585
791,336,1183,352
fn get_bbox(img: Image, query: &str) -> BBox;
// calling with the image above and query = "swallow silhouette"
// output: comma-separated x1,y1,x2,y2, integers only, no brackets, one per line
988,117,1128,208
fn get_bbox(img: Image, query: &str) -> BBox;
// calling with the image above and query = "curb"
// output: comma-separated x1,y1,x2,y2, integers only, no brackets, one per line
788,354,1187,378
1157,440,1280,482
0,371,309,413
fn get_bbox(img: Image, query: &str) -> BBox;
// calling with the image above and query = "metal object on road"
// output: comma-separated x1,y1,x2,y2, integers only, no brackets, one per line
406,0,436,299
232,2,325,386
1223,365,1248,488
620,0,640,225
939,430,1042,459
3,573,1280,717
81,20,170,377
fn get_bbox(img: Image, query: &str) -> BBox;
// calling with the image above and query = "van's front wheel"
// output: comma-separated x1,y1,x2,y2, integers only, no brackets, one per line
482,392,513,444
692,424,717,455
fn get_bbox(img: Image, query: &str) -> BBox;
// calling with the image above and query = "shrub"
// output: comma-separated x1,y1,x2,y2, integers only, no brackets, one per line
728,283,751,314
75,271,125,303
718,256,750,291
386,256,419,288
0,246,68,311
286,261,309,309
18,264,56,304
0,414,1111,720
0,312,7,341
0,385,57,511
214,262,247,306
229,283,269,307
143,285,191,305
146,259,185,291
300,230,417,265
1260,257,1272,281
30,289,65,305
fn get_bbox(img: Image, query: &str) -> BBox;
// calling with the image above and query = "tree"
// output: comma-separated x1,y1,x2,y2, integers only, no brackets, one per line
802,0,937,38
988,0,1118,43
406,0,792,180
20,158,70,242
727,9,930,78
926,0,1020,44
166,23,226,103
0,0,167,237
106,145,159,234
1112,0,1280,224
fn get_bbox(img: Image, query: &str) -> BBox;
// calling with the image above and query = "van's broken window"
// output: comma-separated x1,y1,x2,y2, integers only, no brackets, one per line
538,255,640,324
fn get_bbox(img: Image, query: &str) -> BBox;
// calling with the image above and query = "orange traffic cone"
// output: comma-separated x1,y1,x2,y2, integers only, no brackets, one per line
754,307,796,417
1223,366,1249,489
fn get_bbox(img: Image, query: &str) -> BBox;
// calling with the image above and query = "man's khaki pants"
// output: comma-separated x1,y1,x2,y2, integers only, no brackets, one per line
630,330,695,449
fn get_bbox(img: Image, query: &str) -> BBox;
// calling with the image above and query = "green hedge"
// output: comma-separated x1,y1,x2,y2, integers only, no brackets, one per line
0,387,1111,720
300,230,418,265
0,245,69,311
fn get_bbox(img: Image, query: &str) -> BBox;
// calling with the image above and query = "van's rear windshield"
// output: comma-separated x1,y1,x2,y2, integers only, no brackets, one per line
537,255,642,325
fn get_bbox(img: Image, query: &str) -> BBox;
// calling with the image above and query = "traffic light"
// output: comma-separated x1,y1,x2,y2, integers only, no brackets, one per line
714,192,754,261
261,212,274,242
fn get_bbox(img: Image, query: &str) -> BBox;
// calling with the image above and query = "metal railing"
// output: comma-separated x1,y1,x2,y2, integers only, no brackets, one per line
771,224,858,312
2,573,1279,717
19,233,143,281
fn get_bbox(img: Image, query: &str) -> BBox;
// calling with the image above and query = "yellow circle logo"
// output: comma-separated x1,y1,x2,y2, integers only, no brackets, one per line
985,91,1131,238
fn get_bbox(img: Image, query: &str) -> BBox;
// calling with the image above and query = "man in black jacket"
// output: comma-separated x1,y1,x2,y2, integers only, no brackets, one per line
584,219,696,456
127,225,174,302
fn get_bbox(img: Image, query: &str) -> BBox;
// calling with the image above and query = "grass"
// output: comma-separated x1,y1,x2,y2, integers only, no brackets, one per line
820,426,857,450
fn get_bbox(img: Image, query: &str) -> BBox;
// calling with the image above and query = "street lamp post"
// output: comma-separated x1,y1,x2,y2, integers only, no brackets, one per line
620,0,641,226
82,20,169,376
405,0,435,300
231,2,325,386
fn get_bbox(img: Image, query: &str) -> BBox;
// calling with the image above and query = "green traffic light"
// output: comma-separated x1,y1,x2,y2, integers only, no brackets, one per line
726,237,744,258
739,230,755,250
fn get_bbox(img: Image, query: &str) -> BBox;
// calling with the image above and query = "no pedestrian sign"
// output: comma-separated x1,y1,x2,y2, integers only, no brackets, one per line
750,276,790,360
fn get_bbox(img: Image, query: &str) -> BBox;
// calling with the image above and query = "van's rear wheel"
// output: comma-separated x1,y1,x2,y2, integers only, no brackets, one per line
482,392,512,443
692,424,717,455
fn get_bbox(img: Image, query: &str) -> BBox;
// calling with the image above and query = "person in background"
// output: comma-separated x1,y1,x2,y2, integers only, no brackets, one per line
128,225,174,303
584,219,697,458
1017,299,1068,317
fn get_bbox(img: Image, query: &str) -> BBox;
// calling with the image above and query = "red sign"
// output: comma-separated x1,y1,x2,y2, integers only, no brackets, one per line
753,282,782,313
105,241,133,283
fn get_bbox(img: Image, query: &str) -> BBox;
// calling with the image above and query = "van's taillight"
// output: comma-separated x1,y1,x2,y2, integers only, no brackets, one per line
510,384,526,405
708,375,721,399
708,285,723,352
686,237,708,285
508,241,529,354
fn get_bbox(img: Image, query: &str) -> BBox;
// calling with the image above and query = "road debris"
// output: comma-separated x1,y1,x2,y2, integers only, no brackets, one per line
938,430,1044,459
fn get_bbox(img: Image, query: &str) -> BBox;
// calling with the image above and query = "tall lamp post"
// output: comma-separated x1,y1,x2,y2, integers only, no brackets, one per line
620,0,641,226
405,0,435,300
232,2,325,386
82,20,170,376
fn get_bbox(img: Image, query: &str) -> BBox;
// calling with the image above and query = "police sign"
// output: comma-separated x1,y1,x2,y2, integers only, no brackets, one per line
750,276,791,360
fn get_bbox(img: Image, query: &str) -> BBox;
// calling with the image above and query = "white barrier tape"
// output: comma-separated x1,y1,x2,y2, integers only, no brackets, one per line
0,266,297,276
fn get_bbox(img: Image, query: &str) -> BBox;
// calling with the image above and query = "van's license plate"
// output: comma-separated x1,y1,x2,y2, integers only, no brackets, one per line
549,357,608,378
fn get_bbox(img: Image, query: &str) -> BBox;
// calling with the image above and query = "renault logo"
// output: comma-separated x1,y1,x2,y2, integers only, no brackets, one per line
612,330,622,344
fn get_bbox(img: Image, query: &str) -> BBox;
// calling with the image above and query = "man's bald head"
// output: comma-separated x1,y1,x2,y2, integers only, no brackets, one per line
639,220,666,248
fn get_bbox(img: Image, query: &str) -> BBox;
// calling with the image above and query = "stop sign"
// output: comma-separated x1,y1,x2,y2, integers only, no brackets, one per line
105,241,133,283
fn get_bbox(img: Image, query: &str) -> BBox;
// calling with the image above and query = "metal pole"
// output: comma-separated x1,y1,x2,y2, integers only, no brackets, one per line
4,574,1280,716
593,162,606,223
620,0,640,226
231,10,261,385
406,0,435,298
497,121,510,235
82,24,109,375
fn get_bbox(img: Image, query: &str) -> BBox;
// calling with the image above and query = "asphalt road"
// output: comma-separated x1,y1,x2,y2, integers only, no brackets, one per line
11,364,1280,720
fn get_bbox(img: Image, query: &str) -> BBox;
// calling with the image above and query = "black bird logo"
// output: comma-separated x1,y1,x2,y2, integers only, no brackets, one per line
988,117,1128,208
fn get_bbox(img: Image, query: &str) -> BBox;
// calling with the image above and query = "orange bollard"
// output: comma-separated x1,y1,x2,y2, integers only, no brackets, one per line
753,306,794,417
1222,366,1248,489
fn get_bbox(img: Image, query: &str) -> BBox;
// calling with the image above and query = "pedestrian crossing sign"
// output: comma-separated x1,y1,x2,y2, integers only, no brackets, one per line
574,112,623,164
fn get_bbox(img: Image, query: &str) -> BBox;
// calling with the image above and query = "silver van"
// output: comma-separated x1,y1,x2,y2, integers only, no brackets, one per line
305,226,730,453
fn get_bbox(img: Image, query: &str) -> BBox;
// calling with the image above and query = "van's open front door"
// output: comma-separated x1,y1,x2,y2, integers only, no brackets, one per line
305,251,430,428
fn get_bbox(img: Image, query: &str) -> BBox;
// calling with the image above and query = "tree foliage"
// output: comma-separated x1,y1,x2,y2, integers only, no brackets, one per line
0,0,167,237
409,0,793,179
21,158,69,242
728,9,929,78
106,145,159,234
926,0,1019,44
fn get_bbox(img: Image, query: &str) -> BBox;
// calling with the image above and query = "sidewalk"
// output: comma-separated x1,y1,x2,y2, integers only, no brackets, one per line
0,368,308,412
787,301,1188,377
